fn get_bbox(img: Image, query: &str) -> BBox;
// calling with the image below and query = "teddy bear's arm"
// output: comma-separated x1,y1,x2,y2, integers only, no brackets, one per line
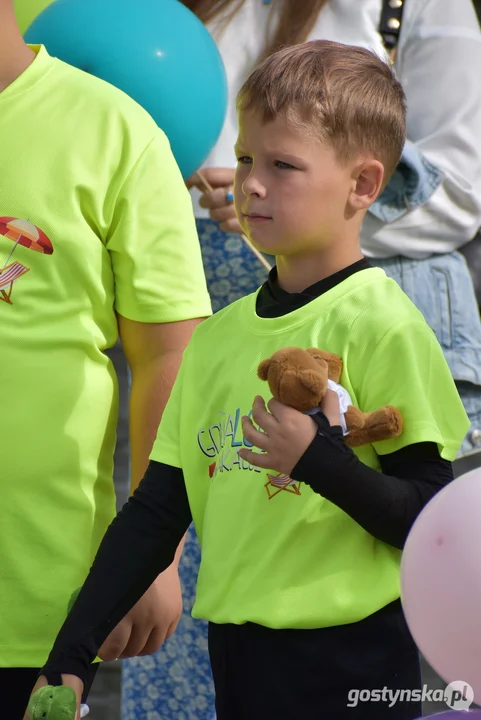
345,406,403,448
344,406,366,431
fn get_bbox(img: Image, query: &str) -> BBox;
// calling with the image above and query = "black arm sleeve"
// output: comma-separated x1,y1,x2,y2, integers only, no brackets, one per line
290,414,454,550
40,461,192,685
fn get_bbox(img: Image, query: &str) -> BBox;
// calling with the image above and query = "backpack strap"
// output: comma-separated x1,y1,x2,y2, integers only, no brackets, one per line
379,0,406,62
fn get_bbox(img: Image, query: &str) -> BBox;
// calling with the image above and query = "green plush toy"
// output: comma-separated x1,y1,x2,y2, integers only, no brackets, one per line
27,686,90,720
27,588,89,720
27,686,77,720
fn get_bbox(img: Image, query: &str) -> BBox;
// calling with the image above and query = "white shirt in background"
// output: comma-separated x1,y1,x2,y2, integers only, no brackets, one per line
192,0,481,259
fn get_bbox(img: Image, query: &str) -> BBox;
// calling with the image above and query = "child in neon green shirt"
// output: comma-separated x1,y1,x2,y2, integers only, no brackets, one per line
28,40,467,720
0,1,212,717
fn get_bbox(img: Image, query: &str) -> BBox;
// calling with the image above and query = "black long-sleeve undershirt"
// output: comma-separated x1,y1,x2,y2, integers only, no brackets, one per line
291,416,453,548
42,462,191,684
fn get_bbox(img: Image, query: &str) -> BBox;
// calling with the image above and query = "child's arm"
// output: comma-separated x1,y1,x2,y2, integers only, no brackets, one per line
93,317,198,662
119,315,203,495
289,418,453,549
100,127,211,661
241,395,453,550
37,460,191,688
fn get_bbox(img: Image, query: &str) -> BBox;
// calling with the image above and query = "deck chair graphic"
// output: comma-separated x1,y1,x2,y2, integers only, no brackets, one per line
0,261,30,303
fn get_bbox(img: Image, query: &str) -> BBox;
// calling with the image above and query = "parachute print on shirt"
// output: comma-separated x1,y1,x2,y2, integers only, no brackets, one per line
0,217,54,304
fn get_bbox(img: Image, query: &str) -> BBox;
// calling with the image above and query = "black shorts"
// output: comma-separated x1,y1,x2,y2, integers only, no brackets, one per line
0,664,98,720
208,600,422,720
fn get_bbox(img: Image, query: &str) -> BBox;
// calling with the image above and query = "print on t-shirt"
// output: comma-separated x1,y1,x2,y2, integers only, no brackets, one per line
198,405,303,500
0,217,53,304
198,405,262,477
265,472,302,499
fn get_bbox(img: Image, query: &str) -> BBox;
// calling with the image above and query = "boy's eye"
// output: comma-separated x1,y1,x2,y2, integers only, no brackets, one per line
237,156,252,165
275,160,295,170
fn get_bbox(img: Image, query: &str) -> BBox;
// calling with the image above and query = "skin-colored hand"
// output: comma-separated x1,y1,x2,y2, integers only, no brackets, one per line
239,390,342,475
186,167,242,234
23,675,84,720
98,564,183,661
23,518,185,719
319,389,342,428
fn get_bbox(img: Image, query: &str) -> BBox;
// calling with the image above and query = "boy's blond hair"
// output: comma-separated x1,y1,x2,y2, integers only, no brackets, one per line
237,40,406,184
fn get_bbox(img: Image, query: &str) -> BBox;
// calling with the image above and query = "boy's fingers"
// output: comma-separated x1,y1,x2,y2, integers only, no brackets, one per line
266,397,301,425
266,397,291,418
98,621,132,662
117,623,153,659
320,389,341,426
138,625,168,657
238,448,270,468
241,416,269,450
250,396,277,432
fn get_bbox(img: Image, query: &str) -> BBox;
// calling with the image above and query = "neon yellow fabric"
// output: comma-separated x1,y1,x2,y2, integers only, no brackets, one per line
0,46,211,666
151,267,468,629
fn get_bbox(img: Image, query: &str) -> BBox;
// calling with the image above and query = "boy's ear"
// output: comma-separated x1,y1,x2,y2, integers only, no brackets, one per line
349,159,385,212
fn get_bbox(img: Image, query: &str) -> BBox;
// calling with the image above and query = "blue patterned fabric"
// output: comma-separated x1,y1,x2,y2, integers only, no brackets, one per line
192,220,272,313
371,251,481,457
121,220,271,720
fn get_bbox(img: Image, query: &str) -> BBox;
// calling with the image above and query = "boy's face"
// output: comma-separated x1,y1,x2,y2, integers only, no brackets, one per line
234,110,356,256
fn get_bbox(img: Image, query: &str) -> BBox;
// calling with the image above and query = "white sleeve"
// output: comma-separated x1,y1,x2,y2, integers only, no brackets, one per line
361,0,481,258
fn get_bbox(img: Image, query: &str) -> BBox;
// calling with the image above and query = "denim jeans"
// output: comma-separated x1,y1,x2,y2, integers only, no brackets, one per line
372,251,481,457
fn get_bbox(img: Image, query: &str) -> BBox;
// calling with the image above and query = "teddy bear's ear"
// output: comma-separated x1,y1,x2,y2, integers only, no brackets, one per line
257,358,272,381
306,347,324,362
327,355,343,382
307,348,343,381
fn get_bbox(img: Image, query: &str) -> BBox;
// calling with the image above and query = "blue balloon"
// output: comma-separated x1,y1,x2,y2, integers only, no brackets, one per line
25,0,227,178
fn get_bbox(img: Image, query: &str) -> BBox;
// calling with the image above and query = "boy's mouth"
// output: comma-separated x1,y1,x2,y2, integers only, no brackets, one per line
244,212,272,223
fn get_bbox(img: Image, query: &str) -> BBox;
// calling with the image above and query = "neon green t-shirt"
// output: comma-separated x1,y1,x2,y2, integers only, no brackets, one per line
151,267,468,630
0,45,212,667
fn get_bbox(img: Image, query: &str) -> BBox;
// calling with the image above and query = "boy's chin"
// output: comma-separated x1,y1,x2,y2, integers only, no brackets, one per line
249,240,276,257
243,230,277,256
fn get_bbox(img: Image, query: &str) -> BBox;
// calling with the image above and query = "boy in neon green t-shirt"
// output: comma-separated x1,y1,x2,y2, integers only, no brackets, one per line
0,1,212,716
29,41,468,719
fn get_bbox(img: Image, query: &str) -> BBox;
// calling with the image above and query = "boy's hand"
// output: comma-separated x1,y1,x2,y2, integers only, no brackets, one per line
98,564,182,661
239,391,342,476
239,396,318,476
186,167,242,234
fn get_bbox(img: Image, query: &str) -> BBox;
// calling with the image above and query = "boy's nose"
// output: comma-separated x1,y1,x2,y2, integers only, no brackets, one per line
242,173,267,198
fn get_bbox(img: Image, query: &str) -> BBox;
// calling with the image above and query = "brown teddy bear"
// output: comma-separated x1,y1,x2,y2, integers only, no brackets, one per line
257,347,403,448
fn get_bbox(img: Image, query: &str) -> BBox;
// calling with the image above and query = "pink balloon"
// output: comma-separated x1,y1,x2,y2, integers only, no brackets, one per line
401,468,481,707
417,712,481,719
